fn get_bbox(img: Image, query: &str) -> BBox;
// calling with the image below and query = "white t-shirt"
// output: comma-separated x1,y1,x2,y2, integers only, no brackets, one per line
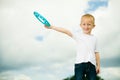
71,28,99,66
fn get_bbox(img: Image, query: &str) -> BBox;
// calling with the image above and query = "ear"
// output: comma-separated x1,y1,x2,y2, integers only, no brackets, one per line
80,24,82,27
93,25,95,28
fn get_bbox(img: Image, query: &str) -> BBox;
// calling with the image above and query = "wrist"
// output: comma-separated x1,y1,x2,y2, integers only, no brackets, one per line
96,63,100,67
50,25,55,29
97,64,100,68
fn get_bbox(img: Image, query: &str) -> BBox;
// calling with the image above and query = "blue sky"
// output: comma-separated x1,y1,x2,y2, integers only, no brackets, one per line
85,0,108,13
0,0,120,80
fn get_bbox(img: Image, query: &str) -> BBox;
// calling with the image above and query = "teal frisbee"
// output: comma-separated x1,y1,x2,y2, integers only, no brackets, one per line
33,11,51,27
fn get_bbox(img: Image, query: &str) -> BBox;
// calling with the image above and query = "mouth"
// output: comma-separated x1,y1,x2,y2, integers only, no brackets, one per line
84,29,90,31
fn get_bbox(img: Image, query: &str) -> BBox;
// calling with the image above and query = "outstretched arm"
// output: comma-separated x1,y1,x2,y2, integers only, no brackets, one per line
45,25,73,37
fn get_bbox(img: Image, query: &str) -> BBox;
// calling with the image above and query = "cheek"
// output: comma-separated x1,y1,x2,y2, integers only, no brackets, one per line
80,25,93,30
82,26,90,30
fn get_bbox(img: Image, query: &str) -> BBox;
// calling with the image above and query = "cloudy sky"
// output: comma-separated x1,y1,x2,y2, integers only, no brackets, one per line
0,0,120,80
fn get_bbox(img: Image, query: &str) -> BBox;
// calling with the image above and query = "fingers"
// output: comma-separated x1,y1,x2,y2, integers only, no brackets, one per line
44,25,51,29
96,67,100,74
96,69,100,74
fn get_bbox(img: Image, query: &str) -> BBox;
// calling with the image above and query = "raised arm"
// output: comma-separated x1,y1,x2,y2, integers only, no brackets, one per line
45,25,73,37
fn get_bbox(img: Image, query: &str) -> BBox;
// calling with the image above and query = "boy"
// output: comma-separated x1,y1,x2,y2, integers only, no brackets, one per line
45,14,100,80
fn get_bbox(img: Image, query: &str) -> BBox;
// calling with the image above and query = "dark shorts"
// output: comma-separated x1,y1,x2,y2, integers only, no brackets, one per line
75,62,96,80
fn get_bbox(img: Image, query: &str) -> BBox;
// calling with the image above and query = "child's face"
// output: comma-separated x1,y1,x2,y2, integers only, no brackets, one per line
80,18,95,35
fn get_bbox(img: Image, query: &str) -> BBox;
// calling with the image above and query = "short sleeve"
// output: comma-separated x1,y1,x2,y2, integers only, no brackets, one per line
95,38,99,53
69,27,82,40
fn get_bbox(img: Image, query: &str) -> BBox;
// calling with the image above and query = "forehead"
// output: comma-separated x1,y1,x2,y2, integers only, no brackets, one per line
81,17,93,23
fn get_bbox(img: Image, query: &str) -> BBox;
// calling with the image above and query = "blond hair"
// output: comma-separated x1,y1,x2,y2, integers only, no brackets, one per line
81,14,95,26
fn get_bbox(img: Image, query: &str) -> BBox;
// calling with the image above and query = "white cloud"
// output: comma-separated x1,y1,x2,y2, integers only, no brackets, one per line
0,71,32,80
0,0,87,68
0,1,86,79
92,0,120,59
100,67,120,80
0,0,120,80
14,74,32,80
0,71,14,80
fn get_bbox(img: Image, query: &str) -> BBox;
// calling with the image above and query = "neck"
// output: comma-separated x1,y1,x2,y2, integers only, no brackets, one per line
83,31,91,35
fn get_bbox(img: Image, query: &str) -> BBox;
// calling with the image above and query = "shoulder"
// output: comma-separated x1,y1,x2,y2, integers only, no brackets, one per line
68,27,82,38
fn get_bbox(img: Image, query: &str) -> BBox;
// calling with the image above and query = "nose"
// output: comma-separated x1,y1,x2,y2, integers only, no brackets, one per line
84,25,89,29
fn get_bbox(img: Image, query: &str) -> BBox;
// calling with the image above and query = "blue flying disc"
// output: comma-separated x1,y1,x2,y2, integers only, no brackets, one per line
33,11,51,27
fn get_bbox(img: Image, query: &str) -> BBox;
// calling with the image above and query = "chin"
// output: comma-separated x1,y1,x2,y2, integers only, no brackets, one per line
84,31,90,34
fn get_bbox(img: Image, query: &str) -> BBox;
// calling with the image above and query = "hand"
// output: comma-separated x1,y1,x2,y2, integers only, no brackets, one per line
44,25,53,29
44,25,51,29
96,66,100,74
